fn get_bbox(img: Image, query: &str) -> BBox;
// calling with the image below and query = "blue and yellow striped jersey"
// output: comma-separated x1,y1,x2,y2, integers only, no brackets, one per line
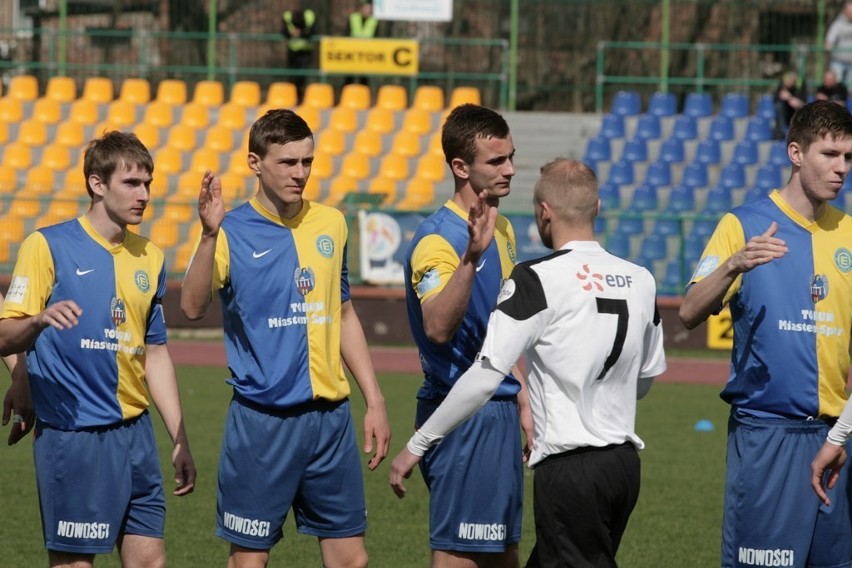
690,191,852,419
203,198,350,409
1,216,168,430
404,199,521,399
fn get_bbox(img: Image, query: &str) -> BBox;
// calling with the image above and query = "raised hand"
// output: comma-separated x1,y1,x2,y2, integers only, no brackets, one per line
465,190,498,263
728,222,788,274
198,170,226,237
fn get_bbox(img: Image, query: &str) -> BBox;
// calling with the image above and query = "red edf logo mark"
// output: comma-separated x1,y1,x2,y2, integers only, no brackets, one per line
576,264,604,292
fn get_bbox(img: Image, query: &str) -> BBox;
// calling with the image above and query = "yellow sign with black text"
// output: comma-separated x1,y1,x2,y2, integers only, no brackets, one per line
707,307,734,350
320,37,419,76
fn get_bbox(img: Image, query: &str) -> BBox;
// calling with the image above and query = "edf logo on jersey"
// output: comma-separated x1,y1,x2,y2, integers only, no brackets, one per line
576,264,633,292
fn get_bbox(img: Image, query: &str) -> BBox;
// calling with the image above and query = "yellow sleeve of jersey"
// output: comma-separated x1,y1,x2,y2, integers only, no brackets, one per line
690,213,746,305
1,232,55,318
188,229,231,295
410,234,460,303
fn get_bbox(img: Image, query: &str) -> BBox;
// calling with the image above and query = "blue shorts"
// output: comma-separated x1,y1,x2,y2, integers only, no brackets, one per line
723,411,852,568
416,397,523,553
34,411,165,554
216,394,366,549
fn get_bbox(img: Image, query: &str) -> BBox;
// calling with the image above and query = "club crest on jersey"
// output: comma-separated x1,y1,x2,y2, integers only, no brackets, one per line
810,274,829,303
506,241,516,264
110,297,126,327
316,235,335,258
294,267,315,296
576,264,604,292
134,270,150,293
835,248,852,273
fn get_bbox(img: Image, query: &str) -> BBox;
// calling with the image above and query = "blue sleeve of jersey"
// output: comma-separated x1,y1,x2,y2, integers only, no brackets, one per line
340,241,351,303
145,263,168,345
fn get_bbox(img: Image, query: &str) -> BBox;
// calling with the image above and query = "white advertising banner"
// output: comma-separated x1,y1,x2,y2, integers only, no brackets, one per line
373,0,453,22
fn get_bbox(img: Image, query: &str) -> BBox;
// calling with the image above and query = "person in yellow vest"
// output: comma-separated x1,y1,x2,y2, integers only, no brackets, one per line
345,0,380,86
281,8,317,100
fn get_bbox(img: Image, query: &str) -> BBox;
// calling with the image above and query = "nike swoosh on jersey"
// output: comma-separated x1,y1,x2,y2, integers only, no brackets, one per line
476,259,487,272
253,249,272,258
76,268,96,276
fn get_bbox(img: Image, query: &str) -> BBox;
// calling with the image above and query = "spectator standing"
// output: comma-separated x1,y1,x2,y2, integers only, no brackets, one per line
282,7,317,100
826,1,852,89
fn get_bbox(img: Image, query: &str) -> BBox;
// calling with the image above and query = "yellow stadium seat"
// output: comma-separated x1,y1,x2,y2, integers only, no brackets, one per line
45,76,77,103
56,121,85,147
143,101,174,128
367,176,397,206
217,102,248,130
266,82,298,108
154,148,184,176
325,175,358,206
17,119,48,147
0,164,18,193
149,218,181,249
378,153,409,182
414,153,446,183
303,174,322,201
204,125,235,153
180,102,210,129
165,124,198,153
24,166,56,195
119,78,151,104
403,178,435,207
402,108,433,135
448,86,481,109
0,122,8,146
40,144,72,171
302,83,335,110
82,77,114,104
340,152,371,181
141,202,155,223
328,106,358,134
294,105,321,131
32,98,62,125
161,202,195,223
365,108,395,134
64,159,89,198
8,75,39,101
43,199,84,221
2,142,32,170
353,129,383,157
173,172,203,199
91,121,124,138
339,83,371,110
413,85,444,112
219,172,250,203
69,99,100,126
427,131,444,157
106,100,138,128
376,84,407,111
172,239,197,273
9,197,42,219
189,148,221,175
132,122,161,151
192,80,224,107
310,151,334,180
230,80,261,107
0,215,26,244
228,151,253,177
390,130,421,158
155,79,188,106
0,97,24,124
316,129,346,157
149,172,171,197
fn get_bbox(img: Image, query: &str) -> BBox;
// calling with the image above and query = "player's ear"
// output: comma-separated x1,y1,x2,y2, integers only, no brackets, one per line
787,141,802,168
88,174,107,197
247,152,261,177
450,157,469,180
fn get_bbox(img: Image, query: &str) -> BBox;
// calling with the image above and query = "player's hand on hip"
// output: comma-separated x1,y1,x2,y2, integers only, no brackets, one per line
389,447,421,499
36,300,82,331
198,169,226,237
729,221,788,273
811,442,847,506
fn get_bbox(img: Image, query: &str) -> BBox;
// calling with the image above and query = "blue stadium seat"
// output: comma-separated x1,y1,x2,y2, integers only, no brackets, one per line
719,162,746,189
708,115,735,141
744,117,773,142
631,255,656,273
644,160,672,187
584,136,612,163
691,217,719,237
611,90,642,116
648,91,677,117
654,216,683,236
606,231,632,258
684,92,713,118
720,92,750,119
685,232,708,264
659,137,685,163
621,137,648,162
755,94,775,121
702,185,733,215
732,139,759,166
630,184,659,211
600,113,626,138
634,114,662,140
607,160,634,185
662,258,686,293
843,173,852,192
694,138,722,165
594,216,607,235
639,233,668,261
767,141,788,167
681,161,709,188
665,185,696,214
615,216,645,236
754,163,784,190
672,114,698,141
598,182,621,210
744,185,770,203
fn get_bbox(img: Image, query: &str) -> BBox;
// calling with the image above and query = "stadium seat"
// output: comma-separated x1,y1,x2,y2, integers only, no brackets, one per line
414,154,446,183
180,102,210,129
647,91,677,117
265,82,298,108
767,141,788,167
339,83,371,111
731,139,758,166
378,153,410,181
634,114,661,140
165,124,198,152
153,147,184,176
744,117,772,142
665,185,696,214
594,216,607,235
629,184,658,211
391,130,422,158
702,185,733,215
427,131,444,157
156,79,188,106
744,185,769,203
106,100,138,128
708,115,735,141
754,163,784,190
1,142,32,170
606,160,634,186
353,129,384,157
402,108,433,135
8,196,42,219
671,114,698,141
639,233,668,261
294,105,321,131
132,122,161,151
653,216,682,236
316,129,346,157
368,176,398,205
755,94,775,120
24,165,56,195
616,215,645,236
719,162,746,189
644,160,672,187
662,259,686,293
40,143,72,171
56,121,85,148
447,86,481,109
189,148,221,175
694,138,722,165
32,98,62,125
204,124,236,153
119,78,152,104
217,102,248,130
0,215,26,245
365,107,396,134
599,113,626,139
230,80,261,107
0,122,7,147
691,217,718,237
17,119,48,147
325,174,358,205
680,161,709,188
45,76,77,103
605,231,632,258
310,151,334,180
658,137,685,163
720,92,749,119
611,90,641,116
598,182,621,210
413,85,445,112
192,80,225,107
328,106,358,133
228,150,253,177
218,171,251,203
376,84,408,111
301,175,322,201
583,136,611,163
399,178,435,209
0,164,18,193
7,74,39,101
302,83,335,110
149,219,181,249
68,99,100,126
683,92,713,118
82,77,114,104
142,101,174,128
621,137,648,162
340,152,371,181
684,231,707,264
0,97,23,124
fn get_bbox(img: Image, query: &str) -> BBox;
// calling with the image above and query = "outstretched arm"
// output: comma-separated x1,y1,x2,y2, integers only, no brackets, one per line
811,399,852,506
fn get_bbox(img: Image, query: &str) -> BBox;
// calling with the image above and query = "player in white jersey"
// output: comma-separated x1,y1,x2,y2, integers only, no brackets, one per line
390,158,667,568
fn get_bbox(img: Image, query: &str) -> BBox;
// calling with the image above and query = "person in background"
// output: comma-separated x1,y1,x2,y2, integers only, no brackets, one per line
773,70,807,140
344,0,380,85
826,1,852,89
815,69,849,106
282,7,318,101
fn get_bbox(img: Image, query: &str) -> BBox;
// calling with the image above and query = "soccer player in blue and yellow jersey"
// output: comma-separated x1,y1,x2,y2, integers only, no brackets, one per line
0,131,196,568
181,108,390,568
680,100,852,568
396,103,531,568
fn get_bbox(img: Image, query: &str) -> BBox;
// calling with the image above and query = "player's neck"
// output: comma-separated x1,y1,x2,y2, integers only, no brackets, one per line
778,182,826,222
84,209,127,246
453,185,499,211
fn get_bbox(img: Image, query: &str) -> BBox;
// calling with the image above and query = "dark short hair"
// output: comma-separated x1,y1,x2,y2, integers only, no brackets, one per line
83,131,153,199
441,103,510,166
787,100,852,152
249,108,313,158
